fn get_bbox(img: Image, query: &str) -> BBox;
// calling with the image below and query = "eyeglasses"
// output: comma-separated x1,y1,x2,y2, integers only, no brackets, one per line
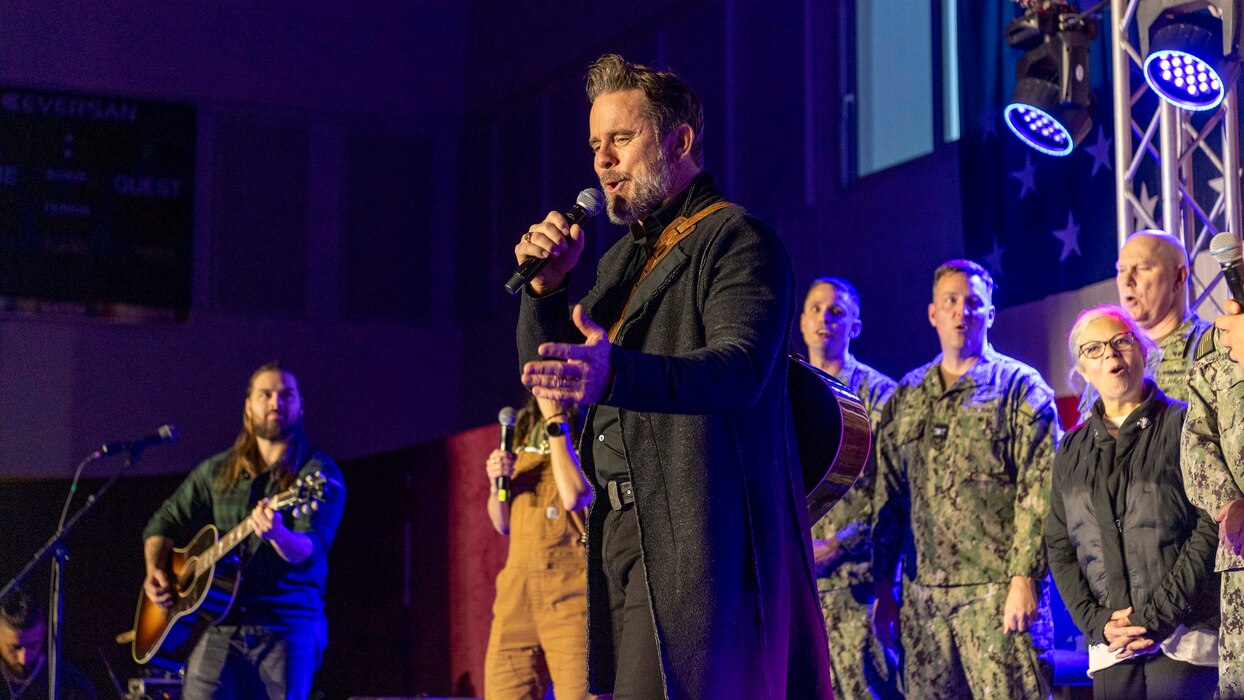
1078,331,1138,360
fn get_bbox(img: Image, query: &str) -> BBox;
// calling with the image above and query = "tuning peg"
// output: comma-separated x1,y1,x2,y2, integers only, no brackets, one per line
310,501,319,511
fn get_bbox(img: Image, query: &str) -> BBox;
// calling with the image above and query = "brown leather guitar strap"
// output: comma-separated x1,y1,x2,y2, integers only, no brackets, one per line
607,201,735,342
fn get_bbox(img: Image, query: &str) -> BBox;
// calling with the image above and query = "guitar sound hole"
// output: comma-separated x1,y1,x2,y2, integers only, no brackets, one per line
178,557,198,591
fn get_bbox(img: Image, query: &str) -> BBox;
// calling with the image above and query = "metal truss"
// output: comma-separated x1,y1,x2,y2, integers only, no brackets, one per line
1109,0,1242,315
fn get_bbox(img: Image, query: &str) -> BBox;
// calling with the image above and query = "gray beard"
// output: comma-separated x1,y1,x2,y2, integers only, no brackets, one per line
605,148,674,225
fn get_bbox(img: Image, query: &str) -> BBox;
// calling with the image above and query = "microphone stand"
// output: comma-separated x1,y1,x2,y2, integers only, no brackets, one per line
0,446,149,700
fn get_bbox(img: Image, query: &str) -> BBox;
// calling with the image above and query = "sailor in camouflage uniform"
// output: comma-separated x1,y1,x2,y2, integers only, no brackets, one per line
1183,297,1244,698
1080,230,1211,420
872,260,1060,699
801,277,901,700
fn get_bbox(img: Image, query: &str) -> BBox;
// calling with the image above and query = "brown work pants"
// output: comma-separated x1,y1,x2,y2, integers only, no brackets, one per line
484,562,593,700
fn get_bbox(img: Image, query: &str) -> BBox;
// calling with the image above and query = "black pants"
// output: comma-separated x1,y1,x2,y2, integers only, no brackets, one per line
602,507,665,699
1092,653,1217,700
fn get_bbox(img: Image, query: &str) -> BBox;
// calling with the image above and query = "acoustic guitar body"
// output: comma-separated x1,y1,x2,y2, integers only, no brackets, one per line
789,355,874,525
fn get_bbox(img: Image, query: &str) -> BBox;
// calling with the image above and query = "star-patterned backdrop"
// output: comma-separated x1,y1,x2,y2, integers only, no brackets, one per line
958,3,1120,310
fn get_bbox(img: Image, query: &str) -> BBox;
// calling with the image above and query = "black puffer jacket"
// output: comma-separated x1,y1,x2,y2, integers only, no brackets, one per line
1046,383,1219,645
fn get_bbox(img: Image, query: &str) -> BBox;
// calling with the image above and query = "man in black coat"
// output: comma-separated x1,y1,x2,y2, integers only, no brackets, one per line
515,54,832,699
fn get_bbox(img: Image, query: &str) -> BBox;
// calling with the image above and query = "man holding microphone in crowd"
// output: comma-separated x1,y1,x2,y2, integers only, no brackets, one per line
1184,292,1244,697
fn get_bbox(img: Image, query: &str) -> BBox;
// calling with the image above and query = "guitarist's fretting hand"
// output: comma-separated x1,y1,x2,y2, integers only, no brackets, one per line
250,499,284,539
250,499,314,565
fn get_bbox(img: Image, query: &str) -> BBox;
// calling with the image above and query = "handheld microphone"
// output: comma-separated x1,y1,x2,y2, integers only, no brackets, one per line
505,188,604,295
98,424,178,457
1211,231,1244,309
496,407,517,502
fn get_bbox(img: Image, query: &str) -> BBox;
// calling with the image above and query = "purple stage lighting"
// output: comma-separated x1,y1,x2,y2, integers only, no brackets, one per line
1144,50,1227,110
1004,7,1095,157
1139,6,1238,112
1004,104,1075,156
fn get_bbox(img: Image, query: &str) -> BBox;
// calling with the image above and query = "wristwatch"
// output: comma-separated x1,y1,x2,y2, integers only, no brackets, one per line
545,421,570,438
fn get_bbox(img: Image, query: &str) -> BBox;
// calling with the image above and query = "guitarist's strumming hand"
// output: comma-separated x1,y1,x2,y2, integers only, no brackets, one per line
143,569,173,608
250,499,314,565
143,535,175,608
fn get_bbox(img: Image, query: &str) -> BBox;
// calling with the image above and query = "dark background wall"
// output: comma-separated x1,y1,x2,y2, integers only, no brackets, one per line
0,1,963,480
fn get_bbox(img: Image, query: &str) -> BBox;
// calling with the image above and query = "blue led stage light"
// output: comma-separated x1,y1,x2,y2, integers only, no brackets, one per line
1138,1,1239,111
1004,4,1097,156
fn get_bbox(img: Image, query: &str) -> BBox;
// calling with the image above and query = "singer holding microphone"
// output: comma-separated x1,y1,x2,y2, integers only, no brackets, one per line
1182,231,1244,697
512,54,831,699
483,395,592,699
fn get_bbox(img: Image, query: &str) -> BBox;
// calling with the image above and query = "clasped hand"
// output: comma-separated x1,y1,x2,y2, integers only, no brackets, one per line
1103,607,1156,659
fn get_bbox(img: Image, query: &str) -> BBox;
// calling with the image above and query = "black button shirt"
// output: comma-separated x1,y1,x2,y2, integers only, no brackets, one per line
590,174,705,490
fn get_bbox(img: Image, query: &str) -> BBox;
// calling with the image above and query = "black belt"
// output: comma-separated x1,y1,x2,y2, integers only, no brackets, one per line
606,479,635,511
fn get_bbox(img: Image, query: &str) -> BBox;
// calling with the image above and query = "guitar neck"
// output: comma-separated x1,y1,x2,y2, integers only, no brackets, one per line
201,519,257,569
195,488,300,569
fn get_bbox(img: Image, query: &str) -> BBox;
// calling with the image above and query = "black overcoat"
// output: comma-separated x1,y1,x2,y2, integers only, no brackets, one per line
518,174,832,699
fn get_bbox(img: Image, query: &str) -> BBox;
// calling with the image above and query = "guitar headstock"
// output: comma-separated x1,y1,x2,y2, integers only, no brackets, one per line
271,470,329,517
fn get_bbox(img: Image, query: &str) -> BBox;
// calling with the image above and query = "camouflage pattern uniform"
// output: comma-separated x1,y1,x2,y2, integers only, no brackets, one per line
873,345,1060,699
809,353,900,700
1078,314,1212,422
1182,348,1244,699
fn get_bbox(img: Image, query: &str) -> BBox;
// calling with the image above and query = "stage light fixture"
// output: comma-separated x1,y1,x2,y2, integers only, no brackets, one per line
1004,3,1098,156
1139,1,1240,111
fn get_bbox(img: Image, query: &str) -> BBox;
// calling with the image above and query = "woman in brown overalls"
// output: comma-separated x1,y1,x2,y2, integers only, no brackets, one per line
483,395,594,700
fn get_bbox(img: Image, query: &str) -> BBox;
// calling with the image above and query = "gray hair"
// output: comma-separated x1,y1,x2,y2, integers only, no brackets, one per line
585,54,705,167
1066,304,1158,392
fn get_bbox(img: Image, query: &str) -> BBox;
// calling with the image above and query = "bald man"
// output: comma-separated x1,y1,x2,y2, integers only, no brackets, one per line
1080,230,1212,420
1116,230,1213,396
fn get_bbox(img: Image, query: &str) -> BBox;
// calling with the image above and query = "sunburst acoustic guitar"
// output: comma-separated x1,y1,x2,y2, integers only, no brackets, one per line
131,471,327,670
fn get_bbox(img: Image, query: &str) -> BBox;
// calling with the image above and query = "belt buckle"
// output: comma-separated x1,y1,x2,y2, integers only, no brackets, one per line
607,480,623,510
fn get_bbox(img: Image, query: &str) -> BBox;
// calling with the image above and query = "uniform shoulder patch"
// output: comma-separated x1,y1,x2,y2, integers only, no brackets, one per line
1194,327,1219,362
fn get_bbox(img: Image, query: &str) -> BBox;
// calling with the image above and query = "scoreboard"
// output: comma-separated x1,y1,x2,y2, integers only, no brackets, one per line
0,87,195,321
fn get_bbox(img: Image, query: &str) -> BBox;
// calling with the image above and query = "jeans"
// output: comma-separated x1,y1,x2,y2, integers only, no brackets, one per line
183,622,324,700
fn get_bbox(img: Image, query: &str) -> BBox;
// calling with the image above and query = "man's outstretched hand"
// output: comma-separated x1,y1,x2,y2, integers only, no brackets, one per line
522,305,613,405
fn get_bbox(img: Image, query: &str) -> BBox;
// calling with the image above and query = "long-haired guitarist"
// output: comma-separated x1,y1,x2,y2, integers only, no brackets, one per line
141,362,345,698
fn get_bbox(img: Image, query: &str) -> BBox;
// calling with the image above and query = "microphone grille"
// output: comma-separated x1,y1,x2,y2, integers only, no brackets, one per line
158,424,179,442
576,188,605,217
498,406,517,426
1211,231,1243,265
